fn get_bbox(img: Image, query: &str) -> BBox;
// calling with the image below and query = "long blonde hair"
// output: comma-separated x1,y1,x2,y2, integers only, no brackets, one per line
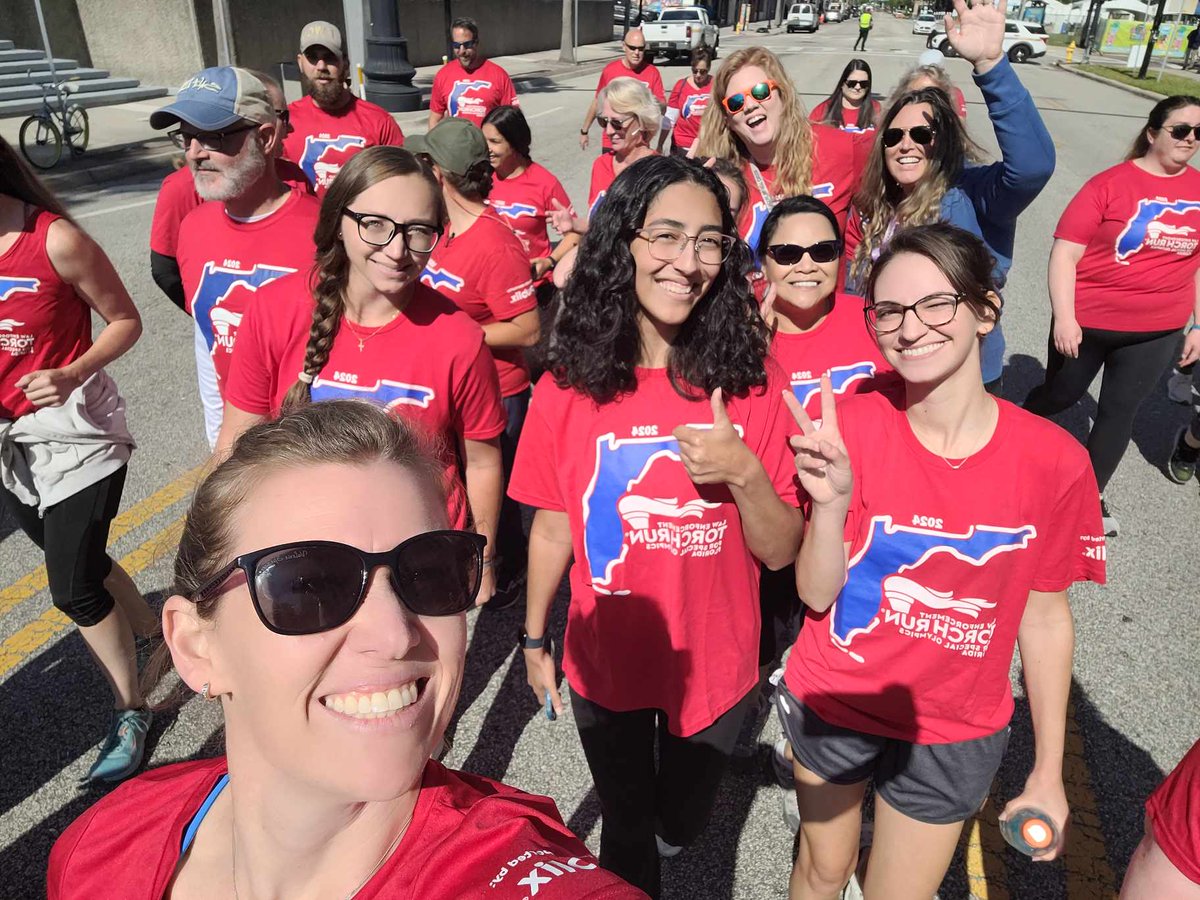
694,46,814,198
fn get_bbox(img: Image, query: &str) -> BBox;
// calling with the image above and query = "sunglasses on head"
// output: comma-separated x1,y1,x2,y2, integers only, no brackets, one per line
765,239,842,266
1166,123,1200,140
844,78,869,89
451,39,478,50
722,80,780,114
881,124,935,148
193,530,485,636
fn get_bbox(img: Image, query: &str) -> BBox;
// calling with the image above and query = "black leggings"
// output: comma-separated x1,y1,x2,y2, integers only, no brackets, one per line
1023,325,1180,492
1,465,126,626
571,685,757,898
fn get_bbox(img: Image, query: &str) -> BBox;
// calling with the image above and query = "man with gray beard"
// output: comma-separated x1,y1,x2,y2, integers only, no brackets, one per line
151,67,320,447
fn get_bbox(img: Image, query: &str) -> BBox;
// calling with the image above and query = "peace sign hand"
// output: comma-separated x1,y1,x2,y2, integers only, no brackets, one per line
945,0,1007,73
674,388,755,486
782,375,853,508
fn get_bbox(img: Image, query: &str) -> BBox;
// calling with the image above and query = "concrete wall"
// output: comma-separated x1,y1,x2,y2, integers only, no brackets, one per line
75,0,205,87
0,0,91,66
228,0,347,72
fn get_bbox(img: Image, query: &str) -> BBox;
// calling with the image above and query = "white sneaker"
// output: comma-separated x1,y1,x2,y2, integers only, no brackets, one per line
655,834,683,858
840,873,864,900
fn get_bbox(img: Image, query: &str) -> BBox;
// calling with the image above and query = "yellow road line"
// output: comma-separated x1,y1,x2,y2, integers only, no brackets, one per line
0,516,185,679
965,819,993,899
1064,696,1118,899
0,464,203,618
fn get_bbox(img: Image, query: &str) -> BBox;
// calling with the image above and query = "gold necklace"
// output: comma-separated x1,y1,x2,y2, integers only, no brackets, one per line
342,309,400,352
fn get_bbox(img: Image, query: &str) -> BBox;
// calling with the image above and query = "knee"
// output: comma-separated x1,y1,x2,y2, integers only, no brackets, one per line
48,567,116,627
795,842,859,895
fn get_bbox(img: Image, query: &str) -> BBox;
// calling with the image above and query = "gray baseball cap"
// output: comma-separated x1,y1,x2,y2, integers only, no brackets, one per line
301,20,344,59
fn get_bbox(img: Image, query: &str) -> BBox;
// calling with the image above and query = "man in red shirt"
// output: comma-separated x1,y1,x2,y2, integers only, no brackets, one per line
579,28,664,151
150,66,320,447
429,17,518,129
285,20,405,196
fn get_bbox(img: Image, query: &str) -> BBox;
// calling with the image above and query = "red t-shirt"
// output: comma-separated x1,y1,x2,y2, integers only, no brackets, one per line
510,368,798,737
738,124,869,253
176,188,320,394
0,209,91,420
588,152,659,217
596,60,665,150
149,160,312,257
1146,737,1200,885
47,756,645,900
226,276,504,529
429,58,518,126
284,95,406,196
808,98,882,133
951,85,968,119
666,77,711,151
784,389,1106,744
769,294,893,420
489,161,575,263
420,214,537,397
1055,160,1200,332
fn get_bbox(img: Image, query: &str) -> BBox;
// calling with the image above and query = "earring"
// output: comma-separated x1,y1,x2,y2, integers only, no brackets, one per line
199,682,213,701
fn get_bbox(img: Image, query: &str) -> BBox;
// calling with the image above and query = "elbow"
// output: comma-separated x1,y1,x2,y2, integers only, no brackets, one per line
761,548,795,572
520,327,542,349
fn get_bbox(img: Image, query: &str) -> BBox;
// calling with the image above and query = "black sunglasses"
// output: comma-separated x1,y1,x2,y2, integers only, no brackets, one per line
1166,123,1200,140
844,79,870,89
596,114,634,131
765,240,842,265
624,42,647,52
451,39,478,49
881,125,935,148
193,531,485,635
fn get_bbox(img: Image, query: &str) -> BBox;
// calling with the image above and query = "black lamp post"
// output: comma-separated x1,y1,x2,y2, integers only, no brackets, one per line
363,0,421,112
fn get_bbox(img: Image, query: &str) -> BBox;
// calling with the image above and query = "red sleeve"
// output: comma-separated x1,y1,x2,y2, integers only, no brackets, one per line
809,99,828,122
509,377,566,510
667,79,685,112
455,337,506,441
547,174,576,219
430,67,448,114
150,171,197,257
650,67,665,102
500,69,518,106
380,113,405,147
841,207,864,289
1147,738,1200,885
480,236,538,321
1029,455,1107,592
225,286,285,416
1054,174,1106,245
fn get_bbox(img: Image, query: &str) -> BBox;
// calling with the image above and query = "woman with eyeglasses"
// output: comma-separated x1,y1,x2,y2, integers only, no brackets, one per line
220,146,506,605
780,223,1105,900
843,0,1054,394
693,45,868,255
658,46,714,157
512,156,802,898
48,402,647,900
1024,95,1200,538
810,59,881,134
0,137,155,785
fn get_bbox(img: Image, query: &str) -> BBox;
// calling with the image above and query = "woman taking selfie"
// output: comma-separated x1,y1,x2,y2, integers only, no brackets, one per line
48,402,645,899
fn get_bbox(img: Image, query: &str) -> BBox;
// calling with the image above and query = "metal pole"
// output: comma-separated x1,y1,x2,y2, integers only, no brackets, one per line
32,0,58,87
574,0,579,58
1156,10,1178,79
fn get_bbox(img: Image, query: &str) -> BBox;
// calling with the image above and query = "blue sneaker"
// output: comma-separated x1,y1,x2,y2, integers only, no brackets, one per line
82,707,152,784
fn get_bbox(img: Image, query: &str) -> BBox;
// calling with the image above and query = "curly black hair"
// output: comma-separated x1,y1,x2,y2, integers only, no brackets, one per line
546,155,769,404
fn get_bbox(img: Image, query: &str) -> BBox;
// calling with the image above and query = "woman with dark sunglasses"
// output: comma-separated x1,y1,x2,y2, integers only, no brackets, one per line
1024,95,1200,538
48,401,647,900
810,59,881,134
512,156,802,898
843,0,1054,394
588,77,660,217
780,224,1105,900
658,45,714,157
219,147,506,605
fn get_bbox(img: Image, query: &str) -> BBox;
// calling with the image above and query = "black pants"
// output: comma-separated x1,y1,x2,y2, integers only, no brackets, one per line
1023,325,1179,492
496,390,531,586
853,27,869,50
759,562,803,668
571,685,757,898
1,465,126,626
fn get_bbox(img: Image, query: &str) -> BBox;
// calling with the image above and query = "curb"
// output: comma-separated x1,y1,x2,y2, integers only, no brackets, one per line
1053,60,1165,101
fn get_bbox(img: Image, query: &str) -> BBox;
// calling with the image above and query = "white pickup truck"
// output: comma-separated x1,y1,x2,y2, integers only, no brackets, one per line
642,6,719,60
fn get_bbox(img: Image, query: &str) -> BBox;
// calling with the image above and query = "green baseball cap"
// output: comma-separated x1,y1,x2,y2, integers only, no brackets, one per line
406,118,488,176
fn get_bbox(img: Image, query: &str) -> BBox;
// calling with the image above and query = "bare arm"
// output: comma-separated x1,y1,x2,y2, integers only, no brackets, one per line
482,309,541,349
1048,239,1086,358
521,508,574,715
428,109,444,130
579,93,599,149
463,436,503,604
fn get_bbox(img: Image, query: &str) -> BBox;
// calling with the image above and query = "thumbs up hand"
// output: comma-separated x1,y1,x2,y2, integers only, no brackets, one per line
673,388,755,486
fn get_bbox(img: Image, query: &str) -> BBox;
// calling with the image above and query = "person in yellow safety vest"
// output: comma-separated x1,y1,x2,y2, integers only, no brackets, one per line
854,9,873,51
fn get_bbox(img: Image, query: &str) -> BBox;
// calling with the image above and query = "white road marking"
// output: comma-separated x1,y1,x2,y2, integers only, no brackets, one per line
74,197,158,219
524,106,565,120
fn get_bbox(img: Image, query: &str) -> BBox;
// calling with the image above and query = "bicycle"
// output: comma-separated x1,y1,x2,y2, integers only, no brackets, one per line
18,73,89,170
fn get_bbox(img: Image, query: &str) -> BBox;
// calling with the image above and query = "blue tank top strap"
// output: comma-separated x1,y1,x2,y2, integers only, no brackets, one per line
179,773,230,856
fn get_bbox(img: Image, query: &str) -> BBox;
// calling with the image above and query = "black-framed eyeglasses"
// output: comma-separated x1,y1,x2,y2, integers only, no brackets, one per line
844,78,870,89
765,240,842,266
168,123,257,153
881,125,935,148
635,227,736,265
864,291,963,334
451,39,478,50
597,114,635,131
1166,123,1200,140
344,210,443,251
192,531,486,636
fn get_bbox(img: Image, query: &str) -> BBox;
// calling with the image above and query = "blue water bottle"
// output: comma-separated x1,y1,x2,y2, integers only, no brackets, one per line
1000,808,1059,857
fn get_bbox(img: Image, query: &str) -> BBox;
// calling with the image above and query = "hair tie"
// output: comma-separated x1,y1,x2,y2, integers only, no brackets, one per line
297,371,315,385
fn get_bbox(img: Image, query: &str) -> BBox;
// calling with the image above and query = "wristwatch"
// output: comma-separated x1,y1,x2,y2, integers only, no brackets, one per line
518,628,551,651
580,128,588,135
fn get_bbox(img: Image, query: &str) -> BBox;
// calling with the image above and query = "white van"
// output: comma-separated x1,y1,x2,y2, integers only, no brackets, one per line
786,2,819,32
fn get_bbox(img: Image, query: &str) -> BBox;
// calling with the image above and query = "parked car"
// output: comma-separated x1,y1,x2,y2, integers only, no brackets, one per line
643,5,719,59
928,17,1047,62
786,2,820,32
613,1,661,25
912,12,938,34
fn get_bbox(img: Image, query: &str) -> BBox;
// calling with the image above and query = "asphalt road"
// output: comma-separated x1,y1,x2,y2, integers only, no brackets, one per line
1,14,1197,899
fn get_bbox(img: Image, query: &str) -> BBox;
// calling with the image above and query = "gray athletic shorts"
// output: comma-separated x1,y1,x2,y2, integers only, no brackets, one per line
774,682,1009,825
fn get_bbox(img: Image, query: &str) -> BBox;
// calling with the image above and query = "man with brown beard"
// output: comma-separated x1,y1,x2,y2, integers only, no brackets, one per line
284,20,405,197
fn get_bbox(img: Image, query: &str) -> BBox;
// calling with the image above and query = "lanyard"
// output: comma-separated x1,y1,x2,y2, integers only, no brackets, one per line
748,162,777,210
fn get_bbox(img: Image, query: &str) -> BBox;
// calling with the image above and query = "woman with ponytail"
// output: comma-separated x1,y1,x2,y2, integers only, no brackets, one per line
220,146,506,603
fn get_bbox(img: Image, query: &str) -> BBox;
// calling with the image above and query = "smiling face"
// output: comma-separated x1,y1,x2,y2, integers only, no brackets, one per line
193,460,466,802
762,212,839,313
481,122,517,175
723,65,783,153
1148,103,1200,170
871,252,992,387
842,68,870,105
342,173,441,298
452,26,479,69
884,101,935,190
602,98,646,155
631,181,724,355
